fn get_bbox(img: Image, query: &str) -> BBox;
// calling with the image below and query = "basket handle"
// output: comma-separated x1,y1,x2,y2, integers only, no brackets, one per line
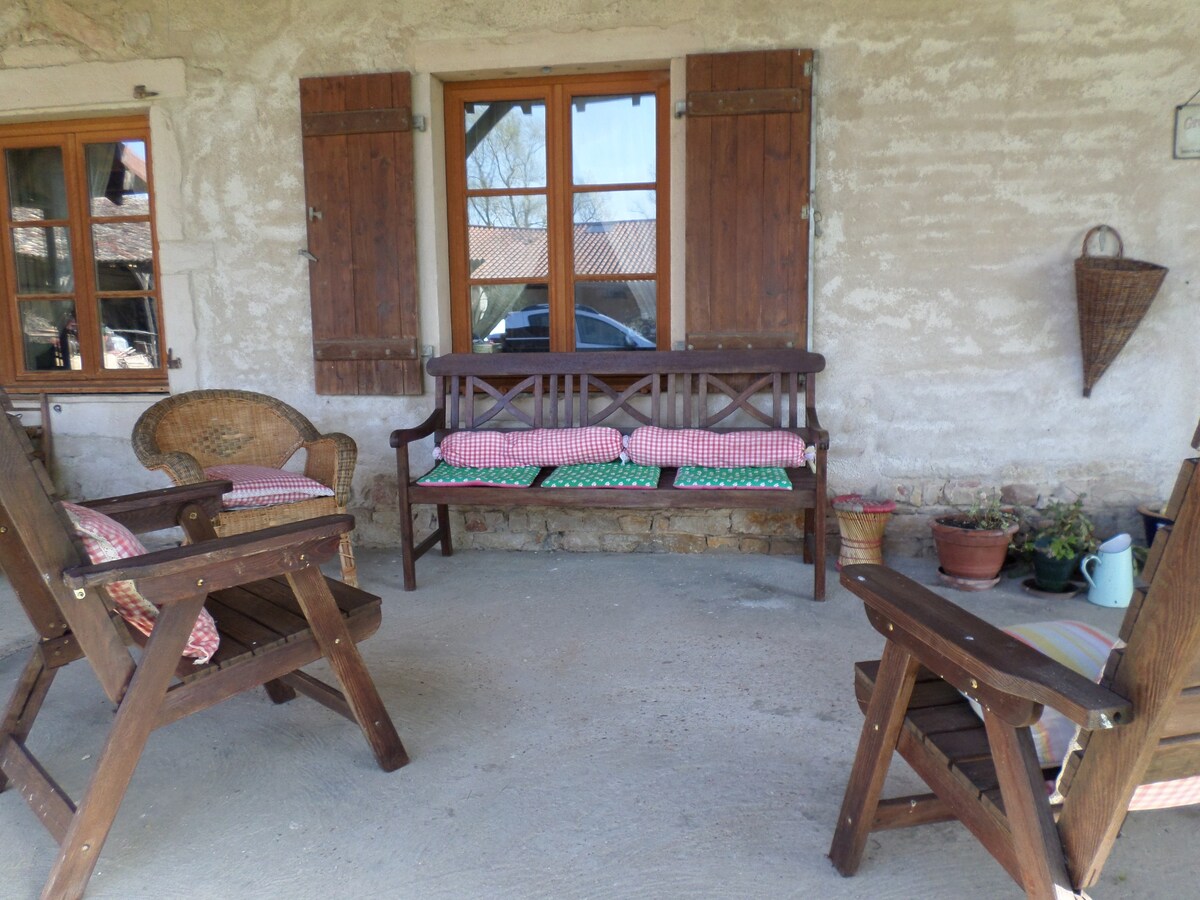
1081,224,1124,258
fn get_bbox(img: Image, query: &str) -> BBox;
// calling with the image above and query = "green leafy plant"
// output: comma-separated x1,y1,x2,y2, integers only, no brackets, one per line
1030,497,1097,561
948,490,1020,531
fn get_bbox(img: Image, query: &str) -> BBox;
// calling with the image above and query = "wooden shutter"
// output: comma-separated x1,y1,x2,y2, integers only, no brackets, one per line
685,49,813,351
300,72,421,395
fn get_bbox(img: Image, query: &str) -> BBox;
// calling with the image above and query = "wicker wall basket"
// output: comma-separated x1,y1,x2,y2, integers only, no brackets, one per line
1075,225,1168,397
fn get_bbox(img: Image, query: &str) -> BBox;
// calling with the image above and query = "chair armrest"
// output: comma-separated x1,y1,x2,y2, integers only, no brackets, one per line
389,409,444,448
805,423,830,452
301,432,357,507
841,564,1131,730
136,448,207,485
62,515,353,604
77,481,231,534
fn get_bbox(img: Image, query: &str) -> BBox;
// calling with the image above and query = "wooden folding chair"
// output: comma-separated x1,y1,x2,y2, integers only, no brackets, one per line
0,388,408,900
829,426,1200,898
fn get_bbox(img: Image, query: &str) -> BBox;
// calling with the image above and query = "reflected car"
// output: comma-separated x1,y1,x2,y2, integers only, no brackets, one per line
488,305,655,352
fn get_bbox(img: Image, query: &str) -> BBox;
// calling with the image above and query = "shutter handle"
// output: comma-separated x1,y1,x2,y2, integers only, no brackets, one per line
299,249,318,263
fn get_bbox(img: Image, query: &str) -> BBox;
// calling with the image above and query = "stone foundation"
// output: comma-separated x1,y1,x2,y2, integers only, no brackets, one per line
356,474,1148,563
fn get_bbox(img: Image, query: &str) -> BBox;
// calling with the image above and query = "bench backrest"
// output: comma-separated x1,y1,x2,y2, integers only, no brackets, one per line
426,349,825,436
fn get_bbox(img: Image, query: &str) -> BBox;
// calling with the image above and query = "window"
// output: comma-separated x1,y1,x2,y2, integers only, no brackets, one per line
444,71,670,354
0,115,166,392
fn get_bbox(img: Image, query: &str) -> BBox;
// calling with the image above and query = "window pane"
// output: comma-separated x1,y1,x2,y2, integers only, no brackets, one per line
468,209,548,280
100,296,159,369
6,147,68,220
472,286,552,352
573,192,656,276
85,141,150,217
93,221,154,290
572,93,655,186
20,299,77,371
11,226,73,293
465,100,546,191
574,283,656,351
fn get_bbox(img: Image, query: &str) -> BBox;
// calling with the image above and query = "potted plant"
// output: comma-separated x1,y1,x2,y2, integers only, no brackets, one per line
931,490,1020,586
1027,497,1098,593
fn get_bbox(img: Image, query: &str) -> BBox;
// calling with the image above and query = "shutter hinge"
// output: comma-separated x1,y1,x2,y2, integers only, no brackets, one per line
801,204,810,220
804,59,814,77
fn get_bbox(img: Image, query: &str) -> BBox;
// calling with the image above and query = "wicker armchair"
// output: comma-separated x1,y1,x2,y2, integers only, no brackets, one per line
131,389,359,585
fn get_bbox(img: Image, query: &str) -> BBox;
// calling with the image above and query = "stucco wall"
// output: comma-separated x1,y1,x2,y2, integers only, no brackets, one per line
2,1,1196,552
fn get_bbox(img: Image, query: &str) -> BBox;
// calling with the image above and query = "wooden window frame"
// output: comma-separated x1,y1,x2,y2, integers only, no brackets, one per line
444,70,671,356
0,115,167,393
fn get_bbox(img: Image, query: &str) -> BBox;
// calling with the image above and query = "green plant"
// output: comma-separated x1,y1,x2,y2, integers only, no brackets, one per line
1031,497,1098,561
950,490,1020,531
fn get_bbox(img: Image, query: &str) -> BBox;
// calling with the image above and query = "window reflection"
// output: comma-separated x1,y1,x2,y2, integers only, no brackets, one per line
572,94,656,186
465,101,546,193
6,147,68,220
20,300,78,371
99,296,159,369
574,282,656,351
86,142,150,217
12,226,73,294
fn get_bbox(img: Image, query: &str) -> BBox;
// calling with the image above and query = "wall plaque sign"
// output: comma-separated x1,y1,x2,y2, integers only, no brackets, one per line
1176,88,1200,159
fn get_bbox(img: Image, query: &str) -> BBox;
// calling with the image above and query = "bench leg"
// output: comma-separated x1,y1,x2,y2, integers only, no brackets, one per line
436,504,453,557
399,496,418,591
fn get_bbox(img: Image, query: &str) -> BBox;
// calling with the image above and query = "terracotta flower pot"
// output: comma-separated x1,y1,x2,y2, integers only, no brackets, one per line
931,515,1019,582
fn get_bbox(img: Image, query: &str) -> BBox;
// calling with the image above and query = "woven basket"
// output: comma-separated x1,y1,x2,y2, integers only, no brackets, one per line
833,494,896,569
1075,225,1168,397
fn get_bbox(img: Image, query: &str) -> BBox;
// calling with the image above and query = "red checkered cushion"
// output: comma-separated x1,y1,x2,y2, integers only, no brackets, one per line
436,431,513,468
61,502,219,663
205,464,335,510
627,427,808,468
1129,776,1200,811
436,427,623,468
505,427,623,466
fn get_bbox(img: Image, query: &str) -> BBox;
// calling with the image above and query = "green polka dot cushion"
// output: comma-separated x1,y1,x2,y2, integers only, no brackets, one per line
417,463,539,487
542,462,661,489
673,466,792,490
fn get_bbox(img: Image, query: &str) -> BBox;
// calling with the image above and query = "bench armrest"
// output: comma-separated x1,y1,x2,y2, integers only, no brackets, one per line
841,564,1131,730
390,409,444,448
77,481,232,534
63,515,353,604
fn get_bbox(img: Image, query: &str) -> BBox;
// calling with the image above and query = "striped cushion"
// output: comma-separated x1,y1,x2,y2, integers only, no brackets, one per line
436,427,623,468
626,427,808,468
61,502,219,663
205,464,334,509
966,620,1118,767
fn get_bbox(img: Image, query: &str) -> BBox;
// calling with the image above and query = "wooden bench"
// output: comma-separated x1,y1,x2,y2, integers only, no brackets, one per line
390,349,829,599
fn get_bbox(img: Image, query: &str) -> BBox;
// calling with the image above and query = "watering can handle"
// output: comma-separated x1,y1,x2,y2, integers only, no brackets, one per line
1080,554,1099,587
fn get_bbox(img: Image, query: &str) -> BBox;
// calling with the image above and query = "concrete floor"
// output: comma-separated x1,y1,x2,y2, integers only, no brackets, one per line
0,548,1192,899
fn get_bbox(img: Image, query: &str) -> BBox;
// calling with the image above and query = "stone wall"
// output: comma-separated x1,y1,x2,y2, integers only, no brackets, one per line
2,0,1196,557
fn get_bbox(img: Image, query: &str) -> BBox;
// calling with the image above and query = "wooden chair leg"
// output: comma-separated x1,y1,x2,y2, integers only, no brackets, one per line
0,651,57,792
436,504,453,557
263,679,298,705
287,566,409,772
829,641,922,876
41,599,203,900
337,533,358,587
982,713,1078,898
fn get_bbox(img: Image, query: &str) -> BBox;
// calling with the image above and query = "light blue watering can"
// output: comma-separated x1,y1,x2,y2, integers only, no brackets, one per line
1080,533,1135,608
